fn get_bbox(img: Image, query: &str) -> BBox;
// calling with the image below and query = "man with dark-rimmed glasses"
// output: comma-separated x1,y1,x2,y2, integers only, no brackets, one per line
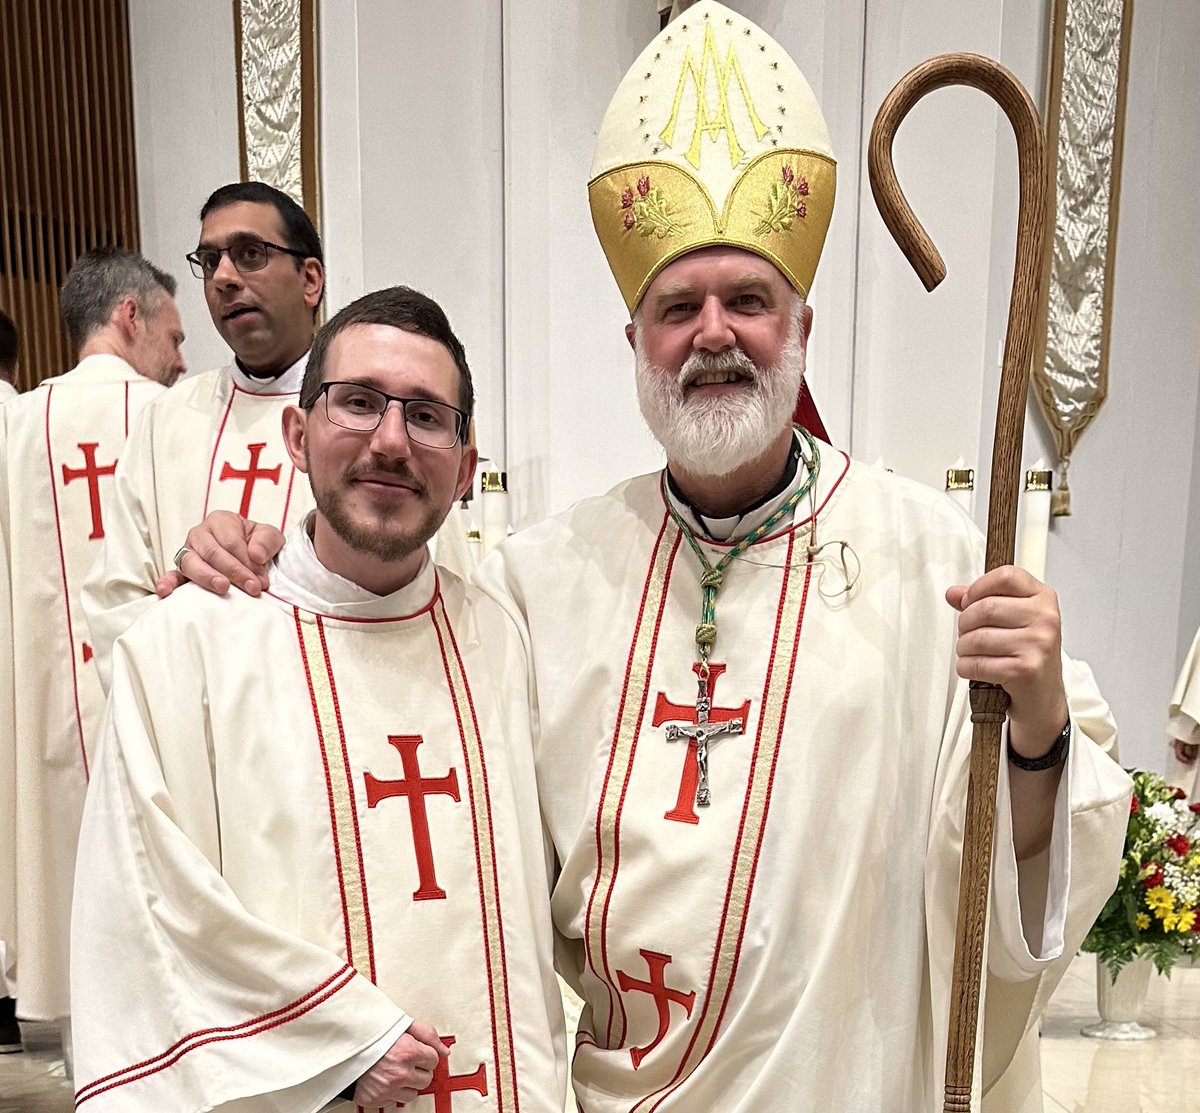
70,286,567,1113
83,181,323,687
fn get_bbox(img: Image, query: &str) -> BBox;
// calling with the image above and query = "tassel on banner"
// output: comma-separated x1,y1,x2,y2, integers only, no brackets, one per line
1051,459,1072,517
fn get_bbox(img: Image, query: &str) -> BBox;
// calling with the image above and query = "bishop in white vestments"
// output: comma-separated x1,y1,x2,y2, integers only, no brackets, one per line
472,6,1132,1109
0,248,184,1022
1168,625,1200,799
82,183,324,684
71,287,565,1111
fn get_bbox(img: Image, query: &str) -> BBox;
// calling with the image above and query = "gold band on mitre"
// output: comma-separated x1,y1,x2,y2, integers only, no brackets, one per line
589,1,836,313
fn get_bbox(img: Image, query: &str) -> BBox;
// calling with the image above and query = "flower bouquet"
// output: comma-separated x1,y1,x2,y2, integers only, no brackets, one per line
1081,769,1200,981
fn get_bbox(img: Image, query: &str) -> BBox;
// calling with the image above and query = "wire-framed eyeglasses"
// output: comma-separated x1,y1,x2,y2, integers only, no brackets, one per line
186,236,309,280
317,381,467,449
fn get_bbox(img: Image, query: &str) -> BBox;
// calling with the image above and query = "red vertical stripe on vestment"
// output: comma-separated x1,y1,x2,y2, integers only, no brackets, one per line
279,462,297,529
432,598,520,1112
641,533,814,1112
201,389,236,519
294,607,356,966
315,615,377,983
584,514,681,1051
42,384,90,781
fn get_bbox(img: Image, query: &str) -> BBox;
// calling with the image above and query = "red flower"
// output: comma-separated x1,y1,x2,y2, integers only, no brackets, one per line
637,175,651,197
781,165,795,185
1192,917,1200,933
1142,865,1165,888
1168,834,1191,856
1173,787,1188,800
1190,802,1200,813
796,176,810,197
623,210,635,230
620,187,634,209
1130,794,1140,814
794,202,807,220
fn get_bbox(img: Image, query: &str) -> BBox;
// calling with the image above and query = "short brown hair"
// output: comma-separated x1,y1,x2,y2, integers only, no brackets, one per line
299,287,474,430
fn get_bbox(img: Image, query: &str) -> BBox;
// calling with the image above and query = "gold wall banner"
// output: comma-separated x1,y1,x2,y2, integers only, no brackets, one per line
232,0,320,220
1031,0,1133,515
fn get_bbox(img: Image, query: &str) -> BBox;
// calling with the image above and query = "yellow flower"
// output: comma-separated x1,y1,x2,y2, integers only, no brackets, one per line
1135,913,1151,931
1177,909,1197,933
1145,886,1175,914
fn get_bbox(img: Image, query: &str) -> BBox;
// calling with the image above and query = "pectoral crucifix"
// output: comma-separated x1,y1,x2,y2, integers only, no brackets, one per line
663,670,744,807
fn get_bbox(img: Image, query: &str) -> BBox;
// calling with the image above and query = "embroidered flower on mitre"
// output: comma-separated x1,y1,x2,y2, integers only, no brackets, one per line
755,165,812,236
618,174,685,238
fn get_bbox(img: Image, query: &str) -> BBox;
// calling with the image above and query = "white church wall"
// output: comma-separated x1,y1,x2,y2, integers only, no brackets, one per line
501,0,665,527
128,0,242,377
851,0,1010,490
318,2,506,469
331,1,508,471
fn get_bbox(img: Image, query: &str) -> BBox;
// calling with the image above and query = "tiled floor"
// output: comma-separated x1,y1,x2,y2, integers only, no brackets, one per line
2,954,1197,1111
1040,954,1200,1112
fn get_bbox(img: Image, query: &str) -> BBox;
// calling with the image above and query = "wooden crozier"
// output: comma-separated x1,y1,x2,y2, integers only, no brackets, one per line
867,54,1047,1113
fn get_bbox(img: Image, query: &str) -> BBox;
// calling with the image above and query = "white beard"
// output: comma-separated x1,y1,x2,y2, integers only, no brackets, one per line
634,313,806,479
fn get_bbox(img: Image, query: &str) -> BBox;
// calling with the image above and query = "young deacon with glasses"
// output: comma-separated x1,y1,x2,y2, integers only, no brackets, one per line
82,181,324,686
70,286,566,1113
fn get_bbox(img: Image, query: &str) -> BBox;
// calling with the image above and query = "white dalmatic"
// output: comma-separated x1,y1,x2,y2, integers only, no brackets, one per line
71,522,565,1112
476,451,1132,1113
82,358,315,686
0,354,165,1017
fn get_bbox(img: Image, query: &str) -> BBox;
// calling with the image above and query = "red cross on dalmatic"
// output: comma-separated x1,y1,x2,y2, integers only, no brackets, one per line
416,1036,488,1112
652,663,751,824
61,442,117,540
218,441,281,517
363,735,461,901
616,950,696,1069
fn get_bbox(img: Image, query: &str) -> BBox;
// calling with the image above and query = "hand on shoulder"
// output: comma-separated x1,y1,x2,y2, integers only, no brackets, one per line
155,511,284,599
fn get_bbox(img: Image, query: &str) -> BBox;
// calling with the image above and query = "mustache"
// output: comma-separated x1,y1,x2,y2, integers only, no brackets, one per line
346,458,428,495
678,348,759,388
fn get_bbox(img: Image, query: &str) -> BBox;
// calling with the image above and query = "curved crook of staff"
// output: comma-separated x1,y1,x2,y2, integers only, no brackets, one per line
867,53,1047,1113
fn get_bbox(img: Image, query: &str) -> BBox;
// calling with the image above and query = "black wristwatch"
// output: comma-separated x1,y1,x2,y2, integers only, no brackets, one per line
1006,718,1071,772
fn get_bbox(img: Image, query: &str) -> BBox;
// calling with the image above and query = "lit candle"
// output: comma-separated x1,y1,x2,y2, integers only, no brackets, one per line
945,456,974,516
481,469,509,553
1017,460,1052,580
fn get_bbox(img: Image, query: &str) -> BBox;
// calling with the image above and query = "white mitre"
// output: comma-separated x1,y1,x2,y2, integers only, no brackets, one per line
589,0,837,312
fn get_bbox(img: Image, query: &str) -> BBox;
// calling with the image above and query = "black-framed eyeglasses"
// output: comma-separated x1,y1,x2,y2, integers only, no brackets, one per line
186,236,309,280
317,381,467,449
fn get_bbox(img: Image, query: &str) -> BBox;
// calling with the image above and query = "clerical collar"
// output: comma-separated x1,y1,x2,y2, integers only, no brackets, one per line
230,350,309,395
665,433,806,542
271,512,436,619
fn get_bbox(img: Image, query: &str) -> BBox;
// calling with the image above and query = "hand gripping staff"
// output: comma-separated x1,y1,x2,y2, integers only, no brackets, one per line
867,54,1048,1113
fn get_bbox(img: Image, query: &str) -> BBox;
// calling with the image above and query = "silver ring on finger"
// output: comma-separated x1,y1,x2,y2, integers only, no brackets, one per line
172,544,191,571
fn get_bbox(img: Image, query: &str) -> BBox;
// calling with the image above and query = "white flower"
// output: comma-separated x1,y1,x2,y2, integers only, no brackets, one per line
1146,801,1179,830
